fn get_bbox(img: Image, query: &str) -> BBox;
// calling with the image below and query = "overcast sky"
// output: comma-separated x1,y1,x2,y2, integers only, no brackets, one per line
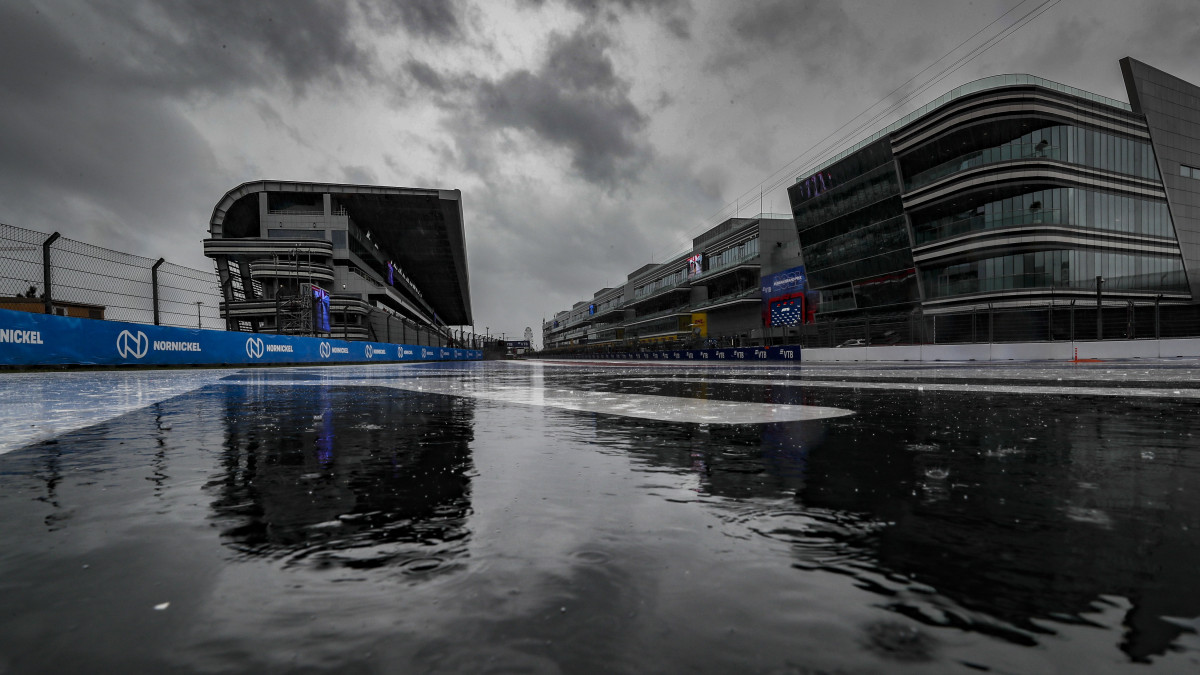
2,0,1197,343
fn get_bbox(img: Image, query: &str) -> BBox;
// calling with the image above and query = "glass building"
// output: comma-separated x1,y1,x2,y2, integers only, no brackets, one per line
542,215,804,351
787,58,1200,327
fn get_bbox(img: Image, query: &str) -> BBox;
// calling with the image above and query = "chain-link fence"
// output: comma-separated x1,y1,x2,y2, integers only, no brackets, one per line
1,223,487,349
1,223,223,329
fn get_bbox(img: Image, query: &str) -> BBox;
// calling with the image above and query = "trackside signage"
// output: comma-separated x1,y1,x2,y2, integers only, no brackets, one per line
0,308,482,367
577,346,802,362
0,328,44,345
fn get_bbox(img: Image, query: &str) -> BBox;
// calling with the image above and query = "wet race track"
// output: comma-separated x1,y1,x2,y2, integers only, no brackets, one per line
2,360,1200,673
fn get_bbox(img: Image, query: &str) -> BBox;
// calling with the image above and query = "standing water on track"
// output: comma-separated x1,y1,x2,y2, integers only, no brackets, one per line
1,361,1198,673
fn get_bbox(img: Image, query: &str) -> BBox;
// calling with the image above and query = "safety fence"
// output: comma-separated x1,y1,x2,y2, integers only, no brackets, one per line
0,308,481,367
0,223,483,350
1,223,224,329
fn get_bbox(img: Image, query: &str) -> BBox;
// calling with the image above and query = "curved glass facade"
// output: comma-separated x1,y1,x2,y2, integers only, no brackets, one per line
793,163,899,232
786,63,1196,321
923,250,1188,299
912,187,1176,245
905,123,1160,190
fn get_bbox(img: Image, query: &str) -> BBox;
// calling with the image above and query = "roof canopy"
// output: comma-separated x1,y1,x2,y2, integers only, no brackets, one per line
210,180,472,325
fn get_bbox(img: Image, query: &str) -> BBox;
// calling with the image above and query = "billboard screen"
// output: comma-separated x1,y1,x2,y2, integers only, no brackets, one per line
686,253,703,278
761,265,814,326
312,286,331,333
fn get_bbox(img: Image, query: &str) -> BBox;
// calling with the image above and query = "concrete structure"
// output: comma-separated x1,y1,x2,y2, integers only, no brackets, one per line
204,181,471,344
543,214,805,351
786,58,1200,341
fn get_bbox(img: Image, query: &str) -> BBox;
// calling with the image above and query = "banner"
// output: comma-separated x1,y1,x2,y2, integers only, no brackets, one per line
761,265,814,326
312,286,331,333
0,308,481,367
575,346,801,362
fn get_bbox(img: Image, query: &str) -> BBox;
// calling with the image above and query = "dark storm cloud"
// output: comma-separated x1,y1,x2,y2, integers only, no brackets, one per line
341,164,380,185
408,27,652,187
58,0,379,97
0,0,451,267
360,0,466,42
406,60,450,93
0,3,222,262
476,29,650,185
709,0,866,77
520,0,693,39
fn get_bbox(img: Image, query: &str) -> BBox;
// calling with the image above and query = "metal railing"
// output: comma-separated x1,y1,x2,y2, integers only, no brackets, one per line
1,223,224,329
1,223,487,351
914,210,1063,245
906,144,1062,190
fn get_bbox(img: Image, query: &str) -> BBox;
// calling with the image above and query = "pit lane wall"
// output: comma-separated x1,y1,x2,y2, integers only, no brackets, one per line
0,308,481,367
568,346,801,362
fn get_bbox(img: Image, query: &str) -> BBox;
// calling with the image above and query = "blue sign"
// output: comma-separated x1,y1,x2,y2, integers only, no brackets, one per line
0,308,481,367
761,265,811,327
584,346,801,362
312,286,331,333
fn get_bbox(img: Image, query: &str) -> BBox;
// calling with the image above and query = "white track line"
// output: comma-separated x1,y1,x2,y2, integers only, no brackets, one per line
624,377,1200,399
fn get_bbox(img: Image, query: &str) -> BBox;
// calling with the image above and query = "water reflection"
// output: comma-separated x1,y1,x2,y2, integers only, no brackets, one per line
578,375,1200,662
206,383,476,574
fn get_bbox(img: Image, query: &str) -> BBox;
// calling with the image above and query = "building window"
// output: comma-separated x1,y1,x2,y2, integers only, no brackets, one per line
1181,164,1200,179
267,228,326,240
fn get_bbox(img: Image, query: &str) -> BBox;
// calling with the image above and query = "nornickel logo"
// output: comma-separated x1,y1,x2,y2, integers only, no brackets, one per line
245,337,265,359
365,343,374,359
319,342,331,359
116,330,149,359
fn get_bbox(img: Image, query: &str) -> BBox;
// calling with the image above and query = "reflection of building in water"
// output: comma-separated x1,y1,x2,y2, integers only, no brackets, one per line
565,378,1200,662
206,383,475,570
794,389,1200,662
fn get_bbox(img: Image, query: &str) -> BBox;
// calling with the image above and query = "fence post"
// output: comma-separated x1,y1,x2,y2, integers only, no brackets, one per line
386,314,391,343
1155,295,1162,339
151,258,165,325
1069,299,1076,342
864,315,871,346
41,232,61,315
988,303,993,343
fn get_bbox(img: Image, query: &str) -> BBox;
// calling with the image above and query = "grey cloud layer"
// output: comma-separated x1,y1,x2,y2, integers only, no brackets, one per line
520,0,693,38
410,27,652,186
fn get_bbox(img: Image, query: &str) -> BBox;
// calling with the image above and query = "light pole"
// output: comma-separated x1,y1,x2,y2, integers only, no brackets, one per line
196,301,202,329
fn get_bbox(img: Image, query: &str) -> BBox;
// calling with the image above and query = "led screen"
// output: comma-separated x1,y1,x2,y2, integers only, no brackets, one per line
760,265,813,326
312,286,331,333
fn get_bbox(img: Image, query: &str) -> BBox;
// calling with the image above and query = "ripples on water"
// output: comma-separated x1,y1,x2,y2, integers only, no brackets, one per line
0,364,1198,672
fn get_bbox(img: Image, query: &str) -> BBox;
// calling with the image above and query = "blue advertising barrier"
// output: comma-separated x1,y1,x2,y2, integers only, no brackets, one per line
0,308,481,367
577,346,801,362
